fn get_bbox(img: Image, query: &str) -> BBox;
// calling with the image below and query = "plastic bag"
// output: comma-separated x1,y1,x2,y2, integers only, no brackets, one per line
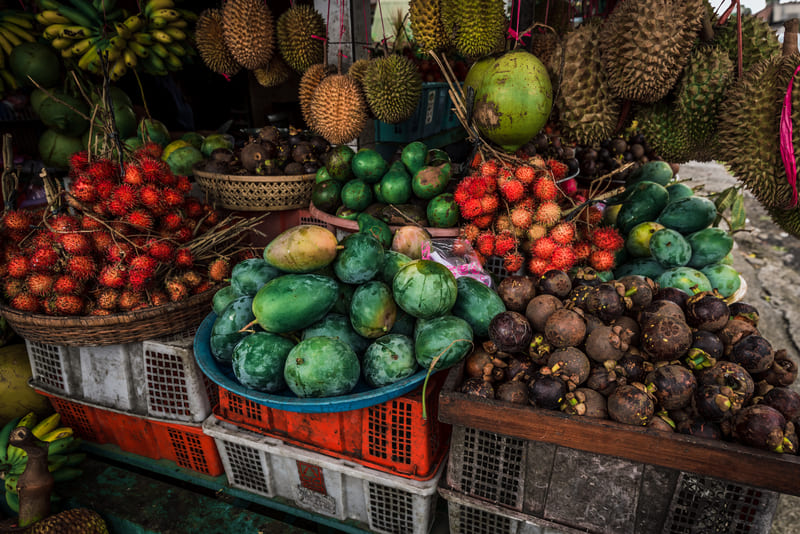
421,238,494,288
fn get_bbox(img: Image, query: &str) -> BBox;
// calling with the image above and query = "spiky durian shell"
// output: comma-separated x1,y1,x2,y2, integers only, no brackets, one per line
299,63,333,132
348,58,372,86
715,14,781,74
635,101,692,163
675,44,734,161
310,74,368,145
362,55,423,124
222,0,275,70
441,0,506,58
195,9,241,76
254,56,290,88
552,19,620,145
28,508,109,534
276,4,325,74
409,0,449,52
717,53,800,208
531,30,560,69
767,204,800,237
599,0,704,103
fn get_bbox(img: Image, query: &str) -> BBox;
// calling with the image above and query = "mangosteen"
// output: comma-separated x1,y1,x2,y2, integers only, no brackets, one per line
611,315,640,346
690,330,724,361
647,412,676,432
617,275,655,311
729,335,774,375
528,375,567,410
203,160,229,173
754,349,798,387
538,269,572,298
585,325,627,363
505,354,534,382
699,361,755,406
608,384,655,426
653,287,688,310
240,141,270,173
729,302,760,326
544,308,586,348
303,161,321,174
561,388,608,418
465,348,494,379
525,294,563,332
645,364,697,411
566,285,593,311
761,387,800,422
685,291,729,332
638,299,685,324
497,275,537,313
619,353,650,383
489,311,533,353
461,377,495,399
287,127,305,146
585,283,625,323
732,404,795,453
695,384,740,422
582,313,605,336
683,418,723,440
210,147,235,163
544,347,591,388
258,159,283,176
284,161,304,175
309,134,330,155
261,140,278,158
292,142,315,164
640,315,692,362
717,318,759,351
258,125,281,144
527,333,552,365
497,378,530,405
276,140,291,166
571,266,602,288
586,364,623,396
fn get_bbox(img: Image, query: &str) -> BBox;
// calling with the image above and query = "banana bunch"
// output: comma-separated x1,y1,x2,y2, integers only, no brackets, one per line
0,412,84,513
0,11,35,97
37,0,196,80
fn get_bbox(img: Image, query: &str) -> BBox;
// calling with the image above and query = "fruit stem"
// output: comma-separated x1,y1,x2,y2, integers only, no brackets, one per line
624,287,638,297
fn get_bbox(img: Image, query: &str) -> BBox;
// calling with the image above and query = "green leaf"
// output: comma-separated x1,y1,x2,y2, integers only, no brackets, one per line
713,186,738,226
730,193,746,232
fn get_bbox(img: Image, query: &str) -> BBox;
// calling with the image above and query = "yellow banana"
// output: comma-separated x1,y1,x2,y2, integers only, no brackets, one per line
78,44,99,70
0,69,16,91
0,32,12,55
61,47,75,58
110,57,127,80
162,26,186,41
0,27,21,47
43,23,71,40
32,413,61,439
163,52,182,71
148,16,167,29
51,37,76,50
123,47,137,67
122,14,145,33
18,412,38,430
166,42,185,57
105,46,120,63
150,29,172,44
166,19,187,29
3,15,34,30
143,53,164,73
109,35,126,50
41,427,73,442
128,40,149,58
150,42,168,58
2,23,35,43
38,10,72,25
151,9,181,22
59,26,92,40
114,22,131,40
70,37,95,56
132,32,153,45
144,0,175,17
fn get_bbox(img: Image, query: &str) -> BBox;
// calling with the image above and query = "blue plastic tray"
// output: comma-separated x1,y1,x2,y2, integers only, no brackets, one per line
193,312,430,413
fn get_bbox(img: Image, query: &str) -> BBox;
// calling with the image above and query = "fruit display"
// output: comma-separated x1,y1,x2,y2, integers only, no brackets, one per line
209,223,480,398
608,161,745,298
36,0,196,79
311,141,460,229
0,11,36,98
458,268,799,455
0,411,85,513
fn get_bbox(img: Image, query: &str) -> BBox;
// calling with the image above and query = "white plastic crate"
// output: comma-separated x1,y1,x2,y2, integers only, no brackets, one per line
202,415,442,534
24,340,79,395
143,336,217,422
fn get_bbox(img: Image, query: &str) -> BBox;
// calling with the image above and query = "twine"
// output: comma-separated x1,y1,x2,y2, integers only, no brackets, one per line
780,63,800,208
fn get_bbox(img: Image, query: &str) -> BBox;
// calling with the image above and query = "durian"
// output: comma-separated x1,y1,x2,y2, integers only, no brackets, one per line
362,55,423,124
552,19,620,146
441,0,506,58
599,0,705,103
635,101,692,163
309,74,368,145
675,44,734,161
348,58,372,86
767,205,800,238
276,5,325,74
532,0,572,35
28,508,109,533
222,0,275,71
715,13,781,74
409,0,449,52
299,63,333,132
195,9,241,76
531,30,560,69
254,56,290,88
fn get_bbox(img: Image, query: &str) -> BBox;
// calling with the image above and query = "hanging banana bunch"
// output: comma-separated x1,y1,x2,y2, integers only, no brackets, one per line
0,11,36,97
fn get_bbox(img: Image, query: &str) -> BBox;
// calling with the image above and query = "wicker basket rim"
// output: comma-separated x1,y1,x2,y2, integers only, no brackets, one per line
0,289,214,329
193,164,315,184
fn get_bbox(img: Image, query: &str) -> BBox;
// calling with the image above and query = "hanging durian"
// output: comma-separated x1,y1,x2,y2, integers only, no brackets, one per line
409,0,449,52
309,73,368,145
348,58,372,86
299,63,333,132
222,0,275,70
362,55,423,124
715,13,781,74
552,19,620,146
195,9,241,76
532,0,572,35
254,56,290,88
277,5,326,74
599,0,705,103
635,101,692,163
441,0,506,58
531,30,560,68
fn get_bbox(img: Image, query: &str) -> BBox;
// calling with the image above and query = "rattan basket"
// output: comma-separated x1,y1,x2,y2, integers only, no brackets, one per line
0,289,214,346
193,164,315,211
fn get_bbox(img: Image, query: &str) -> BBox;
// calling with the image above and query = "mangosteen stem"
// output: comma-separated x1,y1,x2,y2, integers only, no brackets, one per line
424,338,474,420
624,287,638,297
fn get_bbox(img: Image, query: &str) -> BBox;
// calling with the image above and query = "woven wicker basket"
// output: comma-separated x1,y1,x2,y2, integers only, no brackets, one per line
193,164,315,211
0,290,214,347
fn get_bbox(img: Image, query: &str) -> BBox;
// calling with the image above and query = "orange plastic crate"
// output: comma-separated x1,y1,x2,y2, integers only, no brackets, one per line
214,371,451,480
35,383,223,476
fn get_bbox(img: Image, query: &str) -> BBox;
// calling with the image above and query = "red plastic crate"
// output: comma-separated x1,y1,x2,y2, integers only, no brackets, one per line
214,371,452,480
34,382,223,476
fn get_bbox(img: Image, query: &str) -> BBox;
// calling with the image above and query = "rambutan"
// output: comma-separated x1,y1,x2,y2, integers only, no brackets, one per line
459,198,482,219
3,279,24,299
454,183,470,205
94,178,115,200
128,255,158,274
514,166,536,185
533,177,559,201
69,151,90,172
91,231,114,250
118,289,145,310
193,280,215,295
26,273,54,296
92,201,109,218
184,198,205,219
510,207,533,230
146,240,174,262
208,258,231,282
162,188,184,208
466,176,489,199
139,184,162,210
10,293,40,313
149,291,169,307
580,205,604,226
461,224,480,244
469,152,483,169
138,156,167,182
173,226,193,243
549,222,576,245
69,175,97,203
472,214,494,229
122,163,144,186
589,249,616,272
80,216,103,231
204,209,221,226
109,184,138,216
547,159,569,181
573,241,592,261
96,288,120,310
7,256,29,278
50,214,80,232
533,237,558,260
499,178,525,203
480,160,498,177
166,278,189,302
58,233,92,256
535,201,561,227
127,269,152,292
493,231,517,257
176,175,192,193
175,248,194,268
483,175,497,194
135,142,163,160
475,232,495,256
479,195,499,215
67,255,97,281
182,270,203,288
526,224,548,241
29,248,58,273
107,243,133,263
2,210,32,232
494,214,512,233
160,212,184,232
98,264,127,288
527,257,551,276
551,246,577,271
90,309,112,316
126,209,155,230
53,275,81,295
88,159,119,181
591,227,625,252
503,251,525,273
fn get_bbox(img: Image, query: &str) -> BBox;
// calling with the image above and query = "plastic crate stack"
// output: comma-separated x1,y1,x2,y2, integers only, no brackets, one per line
203,369,452,534
375,82,461,143
26,333,223,477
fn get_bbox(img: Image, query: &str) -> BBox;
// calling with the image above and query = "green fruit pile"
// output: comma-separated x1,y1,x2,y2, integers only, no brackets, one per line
208,223,487,398
609,161,742,298
311,141,459,228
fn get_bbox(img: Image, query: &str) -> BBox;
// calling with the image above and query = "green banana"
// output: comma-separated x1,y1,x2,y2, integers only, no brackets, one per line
163,52,181,71
128,40,149,58
60,25,93,40
5,491,18,513
78,43,99,70
68,0,103,25
2,22,35,42
148,16,168,29
57,5,97,28
6,445,26,469
52,467,82,482
109,35,126,50
144,0,174,18
166,42,185,57
0,416,20,464
39,0,64,10
150,29,172,43
2,14,34,30
32,413,61,440
38,10,72,24
47,455,68,471
46,435,76,456
0,32,12,55
123,47,137,67
132,31,152,45
166,19,188,29
150,42,168,58
70,36,96,56
4,475,18,495
0,26,21,47
151,9,180,22
64,452,86,466
162,26,185,41
41,427,73,442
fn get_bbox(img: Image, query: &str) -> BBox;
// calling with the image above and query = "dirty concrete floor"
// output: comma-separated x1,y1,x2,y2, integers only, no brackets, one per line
679,162,800,534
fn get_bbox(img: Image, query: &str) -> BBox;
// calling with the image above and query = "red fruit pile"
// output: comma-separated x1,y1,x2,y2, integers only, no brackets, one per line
455,156,624,275
0,147,228,316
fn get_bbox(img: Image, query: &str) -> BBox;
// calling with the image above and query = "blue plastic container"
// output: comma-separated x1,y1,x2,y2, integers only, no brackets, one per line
374,82,448,143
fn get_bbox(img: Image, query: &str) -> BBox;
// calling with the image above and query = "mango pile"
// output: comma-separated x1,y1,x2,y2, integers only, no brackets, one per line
208,223,495,398
311,141,459,228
